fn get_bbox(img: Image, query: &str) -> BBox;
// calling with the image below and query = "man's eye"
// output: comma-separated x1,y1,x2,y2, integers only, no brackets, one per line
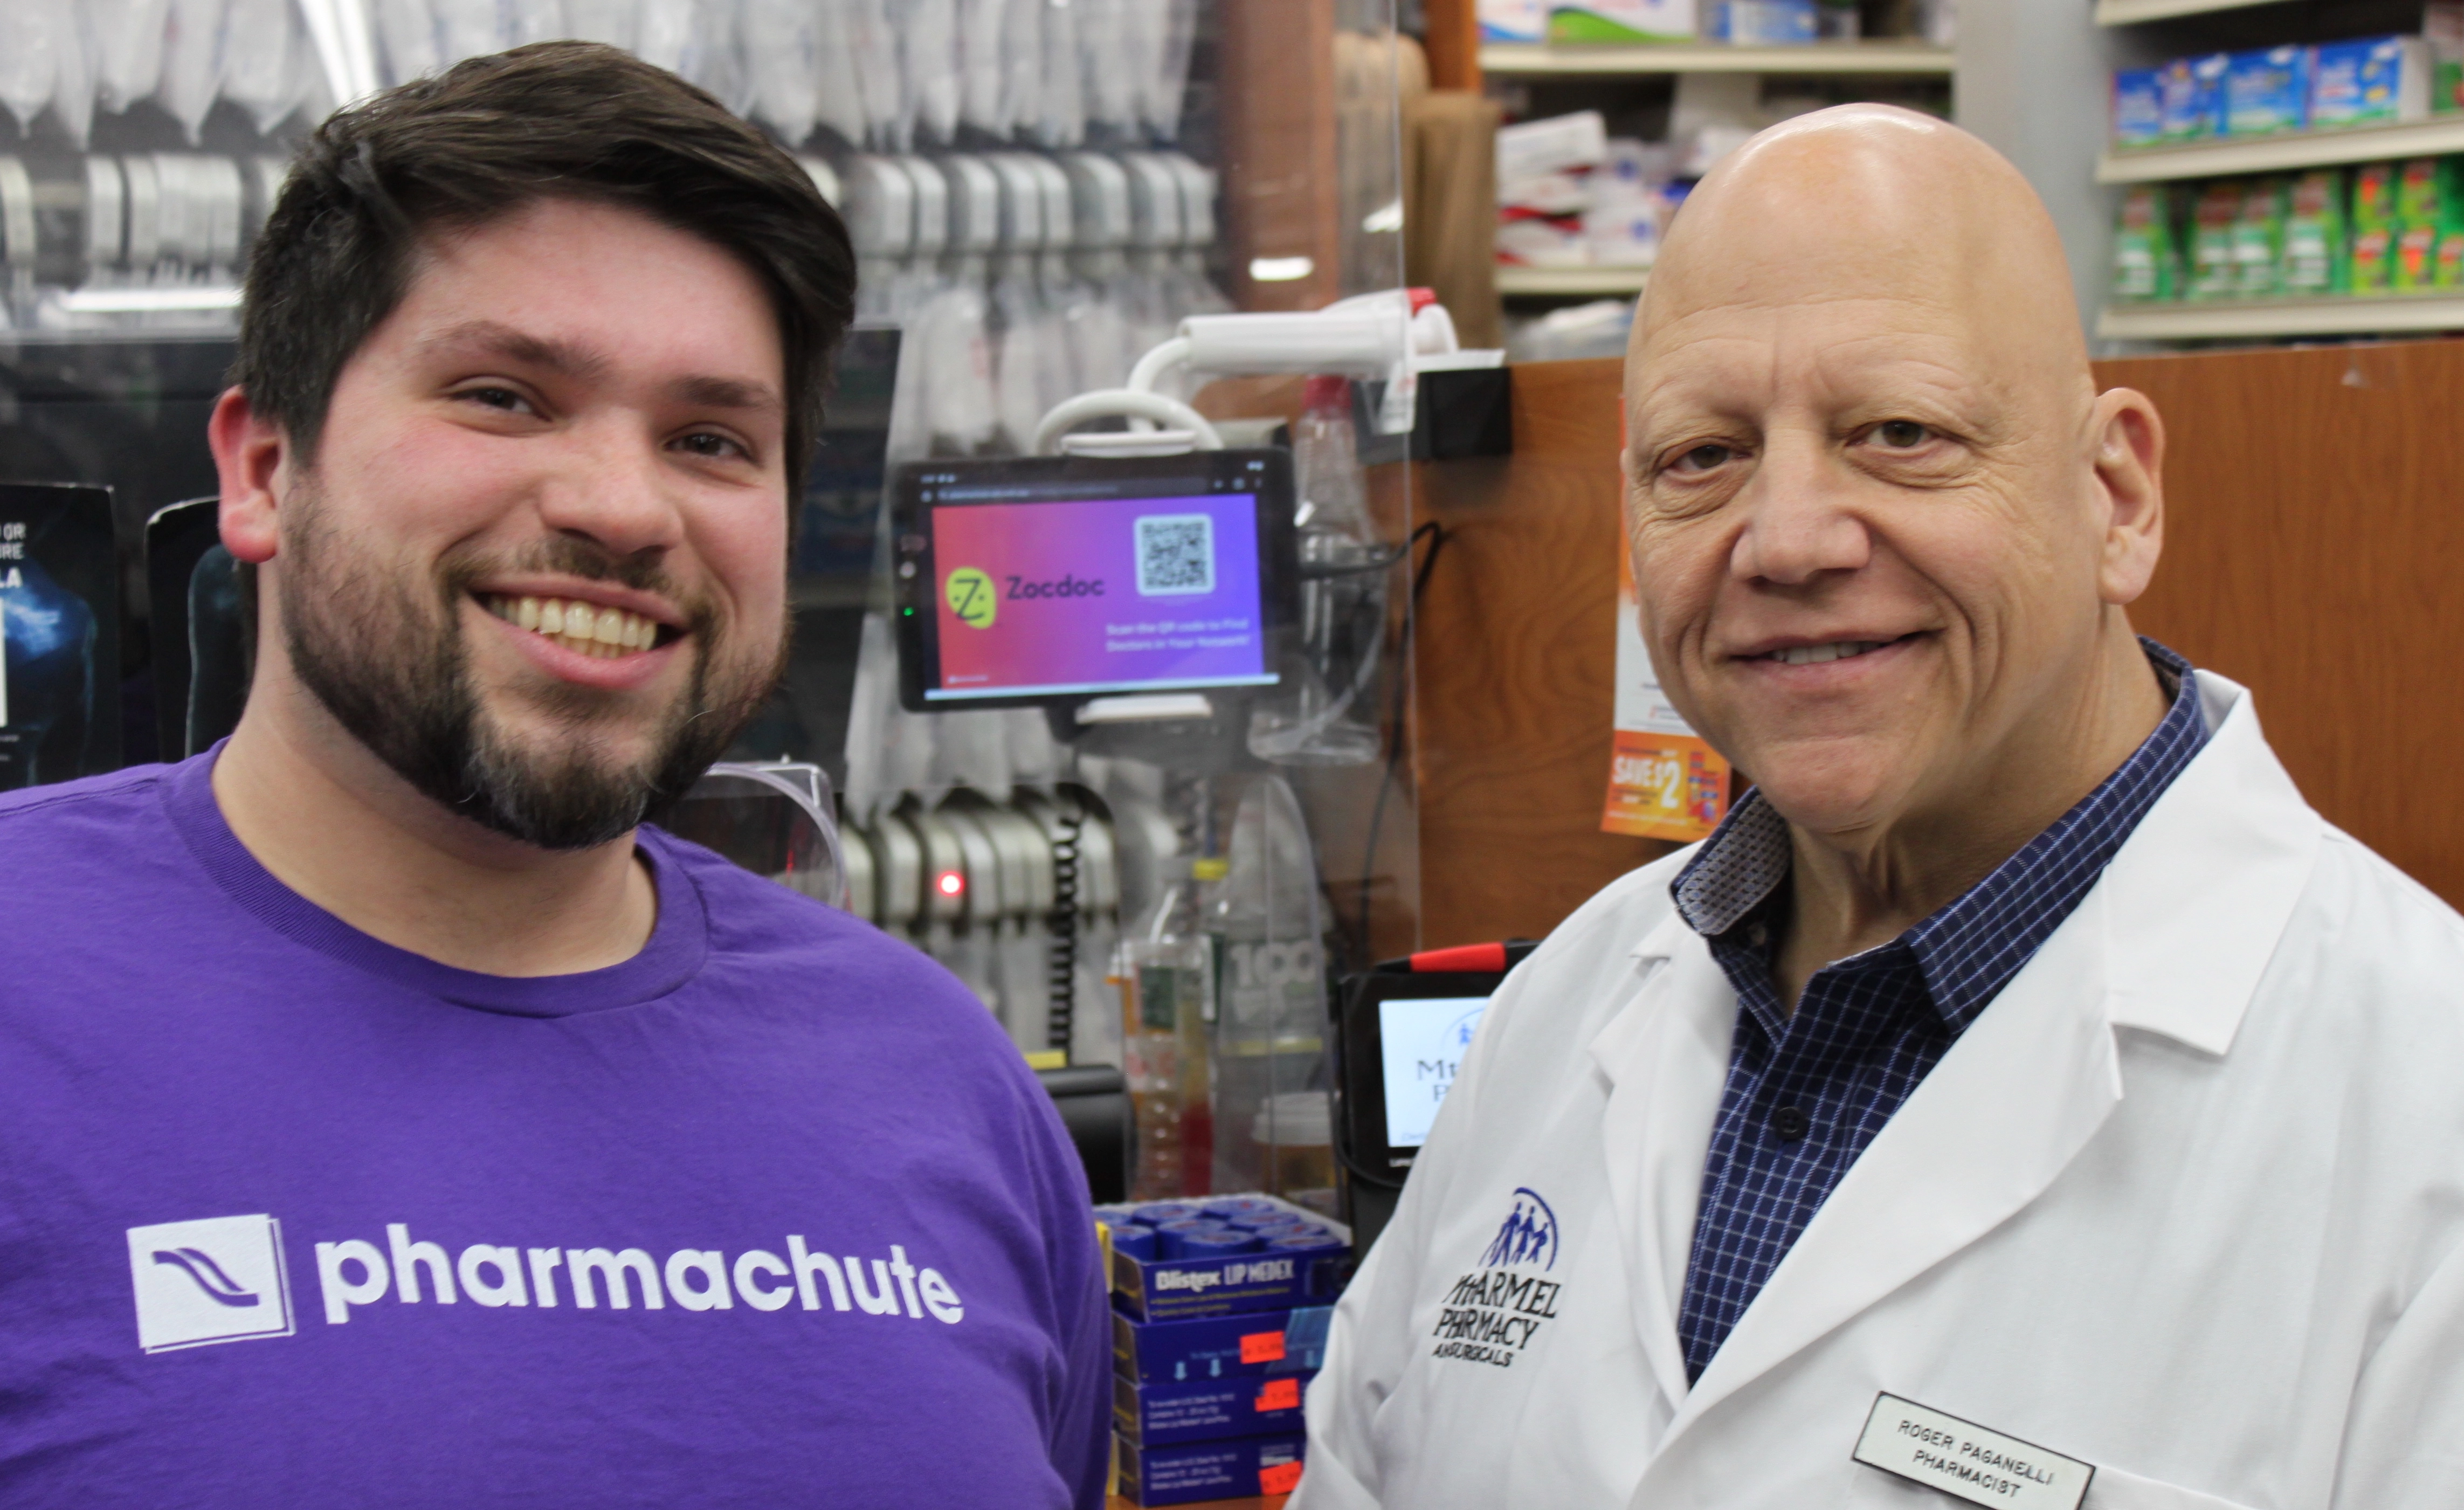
676,432,748,461
1874,420,1932,449
1669,443,1733,474
457,387,530,413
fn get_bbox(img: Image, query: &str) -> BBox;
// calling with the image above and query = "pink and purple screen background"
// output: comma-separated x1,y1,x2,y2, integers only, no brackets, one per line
928,493,1269,699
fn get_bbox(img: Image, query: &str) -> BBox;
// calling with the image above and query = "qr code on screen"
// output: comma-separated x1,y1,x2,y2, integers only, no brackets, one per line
1135,513,1216,596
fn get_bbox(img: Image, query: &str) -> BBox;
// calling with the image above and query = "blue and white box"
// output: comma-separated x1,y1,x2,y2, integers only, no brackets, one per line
1114,1304,1335,1384
2310,36,2430,130
1110,1243,1348,1322
1115,1431,1307,1506
2224,45,2309,136
2113,68,2164,147
1115,1370,1319,1447
2158,53,2230,143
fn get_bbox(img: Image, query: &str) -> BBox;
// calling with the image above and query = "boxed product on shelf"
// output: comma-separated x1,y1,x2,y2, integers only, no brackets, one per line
2224,46,2310,137
1114,1370,1317,1447
2391,157,2464,288
2309,36,2431,131
2158,54,2230,143
1115,1431,1306,1506
2351,161,2401,292
1114,1304,1335,1384
2232,179,2289,299
1478,0,1546,42
1099,1196,1352,1322
2187,181,2247,300
2111,184,2183,302
1547,0,1697,44
1703,0,1814,44
2114,68,2165,148
2280,168,2351,295
2433,3,2464,111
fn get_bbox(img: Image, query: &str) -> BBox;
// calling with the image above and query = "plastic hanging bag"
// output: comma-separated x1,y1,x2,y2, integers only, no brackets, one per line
956,0,1008,135
681,0,753,116
810,0,866,144
373,0,443,85
430,0,499,67
998,0,1040,141
746,0,820,147
93,0,172,112
156,0,230,145
505,0,567,47
220,0,297,133
848,0,905,148
840,610,943,820
1032,0,1083,148
1073,0,1133,141
898,0,960,146
564,0,639,49
0,0,68,136
636,0,695,68
52,3,95,148
1147,0,1195,141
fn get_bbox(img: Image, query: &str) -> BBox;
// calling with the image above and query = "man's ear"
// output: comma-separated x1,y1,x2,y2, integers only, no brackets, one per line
2088,386,2164,607
209,386,287,566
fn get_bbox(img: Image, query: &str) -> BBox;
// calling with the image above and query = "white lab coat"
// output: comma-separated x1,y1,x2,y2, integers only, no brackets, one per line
1296,672,2464,1509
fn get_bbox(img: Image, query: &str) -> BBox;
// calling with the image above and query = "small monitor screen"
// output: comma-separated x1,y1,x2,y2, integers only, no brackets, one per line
924,491,1273,702
1378,995,1490,1149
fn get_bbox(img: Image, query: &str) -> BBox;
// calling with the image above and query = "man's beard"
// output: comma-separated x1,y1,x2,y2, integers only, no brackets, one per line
278,478,786,851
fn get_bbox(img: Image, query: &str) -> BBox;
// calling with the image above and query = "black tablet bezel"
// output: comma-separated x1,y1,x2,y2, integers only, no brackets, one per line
1335,970,1505,1182
891,450,1299,713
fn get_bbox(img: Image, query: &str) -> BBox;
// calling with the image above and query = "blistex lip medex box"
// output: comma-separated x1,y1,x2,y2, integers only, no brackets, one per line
1114,1370,1318,1447
2309,36,2430,130
2231,178,2288,298
1114,1431,1306,1506
2159,53,2229,143
2186,180,2246,301
1546,0,1696,44
0,483,121,795
2113,68,2164,148
1110,1242,1348,1322
2111,184,2180,302
2279,168,2350,295
2224,46,2309,136
2350,161,2401,293
2392,157,2464,289
1114,1304,1334,1384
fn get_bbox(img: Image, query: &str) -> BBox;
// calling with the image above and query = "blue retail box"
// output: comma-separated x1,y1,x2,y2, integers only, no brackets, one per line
1115,1431,1307,1505
2311,36,2429,129
2113,68,2164,147
2158,53,2228,143
2224,45,2309,136
1114,1305,1334,1384
1115,1370,1319,1446
1109,1243,1349,1322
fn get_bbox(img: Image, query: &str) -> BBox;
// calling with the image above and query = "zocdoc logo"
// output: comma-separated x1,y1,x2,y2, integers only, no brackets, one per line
127,1216,967,1352
127,1215,298,1353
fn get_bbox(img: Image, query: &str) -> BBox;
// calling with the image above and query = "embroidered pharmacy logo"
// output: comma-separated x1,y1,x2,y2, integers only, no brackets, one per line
1430,1188,1565,1371
127,1215,298,1353
1481,1187,1558,1270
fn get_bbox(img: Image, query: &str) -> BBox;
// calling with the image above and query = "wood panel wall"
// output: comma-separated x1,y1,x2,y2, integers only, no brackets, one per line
1409,341,2464,946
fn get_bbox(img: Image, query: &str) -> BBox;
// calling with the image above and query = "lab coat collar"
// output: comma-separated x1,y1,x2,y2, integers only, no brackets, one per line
1597,669,2322,1471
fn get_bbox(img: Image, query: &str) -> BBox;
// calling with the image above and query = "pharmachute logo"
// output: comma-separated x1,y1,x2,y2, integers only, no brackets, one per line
127,1215,296,1353
1480,1187,1558,1271
944,567,997,629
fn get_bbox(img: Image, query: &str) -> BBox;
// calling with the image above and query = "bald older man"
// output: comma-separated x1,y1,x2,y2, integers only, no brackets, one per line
1294,107,2464,1509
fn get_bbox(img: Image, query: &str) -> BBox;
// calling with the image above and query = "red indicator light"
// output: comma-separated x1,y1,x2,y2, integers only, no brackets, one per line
936,871,965,898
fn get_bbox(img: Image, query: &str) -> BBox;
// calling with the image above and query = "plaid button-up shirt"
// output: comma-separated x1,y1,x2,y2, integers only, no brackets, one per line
1668,639,2208,1383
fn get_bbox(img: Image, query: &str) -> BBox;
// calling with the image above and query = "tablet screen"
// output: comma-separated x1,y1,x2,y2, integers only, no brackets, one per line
923,488,1274,702
1377,995,1489,1149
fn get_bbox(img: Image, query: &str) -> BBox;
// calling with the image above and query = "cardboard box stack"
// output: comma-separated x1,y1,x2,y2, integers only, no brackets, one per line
1098,1195,1352,1506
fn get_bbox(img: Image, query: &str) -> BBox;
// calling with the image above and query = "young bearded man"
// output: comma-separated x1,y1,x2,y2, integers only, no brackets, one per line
0,44,1107,1508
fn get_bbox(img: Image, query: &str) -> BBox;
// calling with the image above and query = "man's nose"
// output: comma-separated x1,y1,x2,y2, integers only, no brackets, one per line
1726,435,1871,587
532,421,687,559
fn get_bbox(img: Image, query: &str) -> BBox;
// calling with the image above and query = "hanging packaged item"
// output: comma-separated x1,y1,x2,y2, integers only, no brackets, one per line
2278,168,2349,296
2110,184,2181,302
0,485,120,794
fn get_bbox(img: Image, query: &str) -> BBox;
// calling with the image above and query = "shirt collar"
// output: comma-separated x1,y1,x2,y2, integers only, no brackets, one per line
1672,638,2210,1029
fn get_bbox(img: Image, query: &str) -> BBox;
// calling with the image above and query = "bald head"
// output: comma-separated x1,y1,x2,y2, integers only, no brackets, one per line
1616,102,2170,885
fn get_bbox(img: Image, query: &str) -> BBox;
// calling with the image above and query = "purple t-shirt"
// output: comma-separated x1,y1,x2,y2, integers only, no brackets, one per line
0,751,1109,1508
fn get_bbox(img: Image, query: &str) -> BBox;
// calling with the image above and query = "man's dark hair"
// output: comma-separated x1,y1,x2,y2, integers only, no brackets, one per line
234,40,855,498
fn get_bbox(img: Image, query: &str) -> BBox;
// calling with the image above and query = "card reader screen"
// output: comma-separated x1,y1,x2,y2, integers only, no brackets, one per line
1378,995,1489,1149
927,492,1272,701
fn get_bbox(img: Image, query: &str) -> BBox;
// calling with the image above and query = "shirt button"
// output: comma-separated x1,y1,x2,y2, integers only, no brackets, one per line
1772,1105,1810,1141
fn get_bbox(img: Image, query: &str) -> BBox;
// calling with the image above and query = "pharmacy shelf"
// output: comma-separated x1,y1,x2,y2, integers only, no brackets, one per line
2096,294,2464,340
2092,0,2285,24
1478,42,1954,77
1497,265,1651,297
2099,118,2464,183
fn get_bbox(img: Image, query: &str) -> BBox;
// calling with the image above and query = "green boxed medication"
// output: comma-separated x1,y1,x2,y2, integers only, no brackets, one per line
2111,184,2182,301
2186,181,2245,301
2392,157,2464,289
2231,178,2287,298
2349,162,2400,293
2279,168,2349,295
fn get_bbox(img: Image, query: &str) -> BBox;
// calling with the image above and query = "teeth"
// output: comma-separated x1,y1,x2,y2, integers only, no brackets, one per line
480,595,662,659
1772,640,1883,666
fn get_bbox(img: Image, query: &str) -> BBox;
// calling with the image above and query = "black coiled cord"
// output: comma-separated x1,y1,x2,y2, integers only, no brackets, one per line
1045,806,1084,1053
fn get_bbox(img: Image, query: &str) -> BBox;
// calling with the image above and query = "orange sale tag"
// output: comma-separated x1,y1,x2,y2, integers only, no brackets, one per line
1240,1330,1287,1364
1255,1376,1302,1412
1259,1460,1305,1495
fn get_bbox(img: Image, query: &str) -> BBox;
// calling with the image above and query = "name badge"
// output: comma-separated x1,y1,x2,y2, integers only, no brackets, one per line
1852,1393,2094,1510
